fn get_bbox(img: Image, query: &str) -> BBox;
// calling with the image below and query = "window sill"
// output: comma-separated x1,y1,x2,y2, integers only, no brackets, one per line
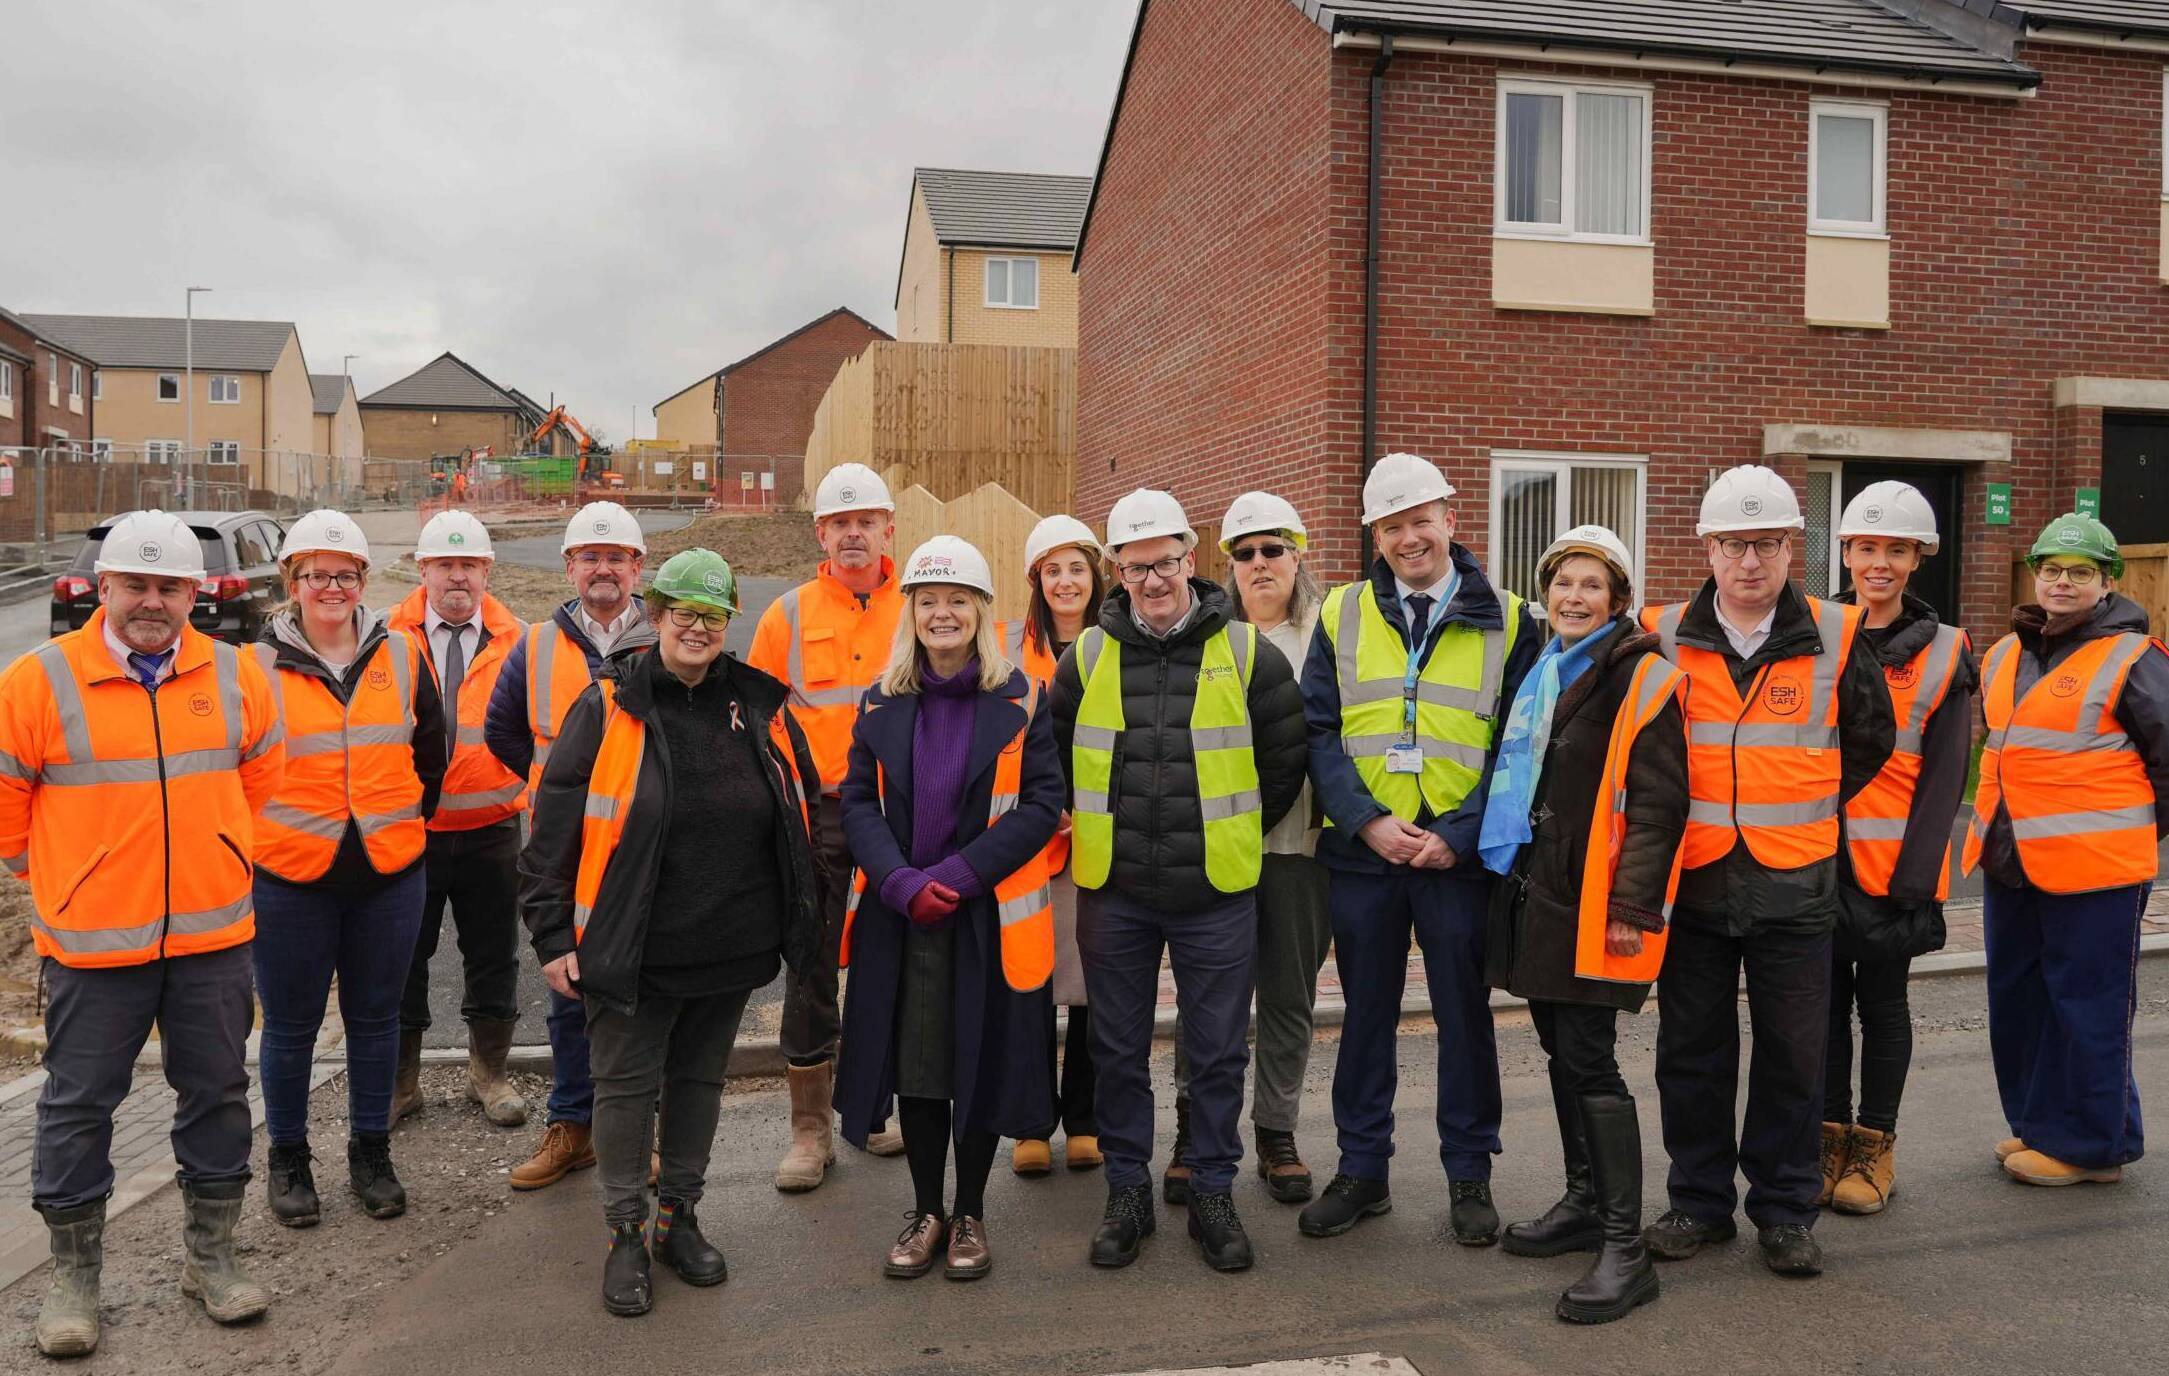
1493,229,1653,249
1808,227,1890,241
1805,317,1892,331
982,303,1040,312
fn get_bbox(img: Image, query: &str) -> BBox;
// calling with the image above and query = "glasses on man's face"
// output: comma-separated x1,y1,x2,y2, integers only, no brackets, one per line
573,551,634,569
1231,542,1291,564
2036,562,2101,587
665,606,731,631
1715,536,1788,561
1117,556,1185,585
297,570,361,591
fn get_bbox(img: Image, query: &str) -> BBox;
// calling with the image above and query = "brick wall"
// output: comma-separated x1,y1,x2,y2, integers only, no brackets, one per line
359,406,532,462
718,311,889,505
0,316,94,450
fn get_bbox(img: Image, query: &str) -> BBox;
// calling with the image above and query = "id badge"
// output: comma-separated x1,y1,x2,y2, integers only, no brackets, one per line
1385,742,1424,775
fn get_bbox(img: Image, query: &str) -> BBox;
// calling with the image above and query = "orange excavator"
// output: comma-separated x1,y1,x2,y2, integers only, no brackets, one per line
528,405,623,491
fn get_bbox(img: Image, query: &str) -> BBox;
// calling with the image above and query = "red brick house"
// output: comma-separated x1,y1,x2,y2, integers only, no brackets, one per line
1074,0,2169,644
0,306,97,453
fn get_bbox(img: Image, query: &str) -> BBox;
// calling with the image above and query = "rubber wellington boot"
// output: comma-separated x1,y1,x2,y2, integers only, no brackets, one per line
1163,1097,1193,1206
775,1061,836,1193
390,1028,425,1125
1555,1094,1658,1325
1832,1126,1896,1215
465,1018,529,1127
1504,1063,1599,1257
178,1183,271,1325
1817,1121,1852,1208
34,1200,103,1357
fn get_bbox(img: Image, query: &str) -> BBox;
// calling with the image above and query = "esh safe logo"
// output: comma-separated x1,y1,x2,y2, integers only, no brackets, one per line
367,666,392,691
1884,661,1919,690
2050,673,2083,699
1763,674,1804,715
188,694,215,717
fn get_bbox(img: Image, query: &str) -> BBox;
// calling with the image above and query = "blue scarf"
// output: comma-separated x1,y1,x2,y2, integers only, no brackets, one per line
1479,619,1618,875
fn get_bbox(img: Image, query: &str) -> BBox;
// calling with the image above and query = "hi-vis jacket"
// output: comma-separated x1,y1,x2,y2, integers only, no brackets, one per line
482,599,658,790
747,558,904,793
388,589,528,831
0,611,285,968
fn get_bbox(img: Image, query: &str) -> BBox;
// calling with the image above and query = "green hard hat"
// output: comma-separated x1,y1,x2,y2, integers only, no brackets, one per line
646,547,740,616
2027,512,2122,579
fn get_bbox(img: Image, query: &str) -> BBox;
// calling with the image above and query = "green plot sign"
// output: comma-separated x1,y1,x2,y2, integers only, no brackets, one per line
1985,483,2012,525
2074,487,2101,519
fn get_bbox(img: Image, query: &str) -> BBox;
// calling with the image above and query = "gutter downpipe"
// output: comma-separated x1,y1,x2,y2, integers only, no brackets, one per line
1361,33,1395,570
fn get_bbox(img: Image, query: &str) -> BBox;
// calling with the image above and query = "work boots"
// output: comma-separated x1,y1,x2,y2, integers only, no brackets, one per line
1254,1127,1313,1203
1162,1097,1193,1206
266,1140,321,1227
1187,1192,1254,1272
603,1221,652,1317
1817,1120,1852,1207
653,1197,728,1286
1832,1126,1896,1215
509,1120,597,1190
1504,1064,1600,1257
775,1062,837,1192
1089,1183,1155,1268
391,1028,424,1125
465,1018,529,1127
1555,1094,1659,1324
178,1183,271,1325
34,1200,103,1358
348,1132,407,1219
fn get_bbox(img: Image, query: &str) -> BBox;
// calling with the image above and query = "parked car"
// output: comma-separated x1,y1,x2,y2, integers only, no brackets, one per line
52,510,288,645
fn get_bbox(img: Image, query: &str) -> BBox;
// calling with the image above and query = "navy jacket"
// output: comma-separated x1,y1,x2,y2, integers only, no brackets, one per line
483,598,657,779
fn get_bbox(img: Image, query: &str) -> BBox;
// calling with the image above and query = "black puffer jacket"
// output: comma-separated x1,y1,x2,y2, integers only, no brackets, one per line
1051,580,1308,914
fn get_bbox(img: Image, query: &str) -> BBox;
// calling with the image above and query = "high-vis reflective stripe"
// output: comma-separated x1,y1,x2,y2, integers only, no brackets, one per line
1962,629,2159,893
388,589,529,831
32,892,254,958
525,622,601,795
1844,622,1967,898
1642,596,1860,871
753,565,904,793
39,748,242,786
1321,580,1520,826
1573,654,1688,984
1068,622,1264,894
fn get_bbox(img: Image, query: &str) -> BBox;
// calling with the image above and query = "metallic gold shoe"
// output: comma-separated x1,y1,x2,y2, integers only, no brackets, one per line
944,1216,992,1281
884,1212,946,1278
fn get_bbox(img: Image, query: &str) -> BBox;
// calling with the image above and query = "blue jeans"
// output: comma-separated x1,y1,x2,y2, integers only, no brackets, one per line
547,989,595,1125
253,869,427,1144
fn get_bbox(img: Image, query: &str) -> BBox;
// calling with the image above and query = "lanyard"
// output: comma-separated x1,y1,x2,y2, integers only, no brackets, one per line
1399,572,1457,742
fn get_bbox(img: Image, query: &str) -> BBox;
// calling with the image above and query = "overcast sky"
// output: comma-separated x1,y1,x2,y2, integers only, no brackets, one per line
9,0,1135,440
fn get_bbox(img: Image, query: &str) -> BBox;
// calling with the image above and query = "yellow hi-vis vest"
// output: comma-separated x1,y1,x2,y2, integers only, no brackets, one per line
1069,622,1263,894
1320,580,1521,824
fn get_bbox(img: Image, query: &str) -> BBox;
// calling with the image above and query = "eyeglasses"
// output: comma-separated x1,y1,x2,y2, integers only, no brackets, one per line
1230,542,1292,563
1714,536,1788,561
2035,563,2102,586
572,550,635,568
296,570,361,590
1116,556,1186,584
665,606,731,630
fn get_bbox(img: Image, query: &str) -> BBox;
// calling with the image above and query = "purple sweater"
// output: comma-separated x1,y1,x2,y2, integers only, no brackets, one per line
878,661,988,915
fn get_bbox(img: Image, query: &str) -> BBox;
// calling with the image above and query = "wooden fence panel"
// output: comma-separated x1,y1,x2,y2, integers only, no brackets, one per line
2012,542,2169,637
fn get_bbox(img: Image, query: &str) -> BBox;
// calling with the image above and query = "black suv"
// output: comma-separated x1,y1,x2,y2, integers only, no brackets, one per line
52,510,288,645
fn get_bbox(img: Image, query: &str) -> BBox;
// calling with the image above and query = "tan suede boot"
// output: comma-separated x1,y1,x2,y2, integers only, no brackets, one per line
390,1028,424,1125
775,1062,836,1193
1832,1126,1896,1215
508,1120,596,1191
465,1019,529,1127
1816,1121,1851,1208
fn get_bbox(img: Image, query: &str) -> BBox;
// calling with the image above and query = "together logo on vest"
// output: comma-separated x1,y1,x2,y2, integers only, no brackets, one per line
1961,630,2160,894
252,634,425,883
1574,654,1689,985
1845,623,1969,898
389,590,527,831
1322,580,1521,826
524,621,604,794
1642,597,1861,871
1068,622,1264,894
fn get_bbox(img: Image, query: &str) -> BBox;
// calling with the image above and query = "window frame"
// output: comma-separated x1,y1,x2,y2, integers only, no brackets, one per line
147,439,183,461
90,370,100,402
47,352,59,406
1807,98,1889,238
206,440,241,463
983,256,1041,310
90,439,113,461
0,360,12,403
68,363,82,401
1485,450,1650,615
1493,76,1655,247
209,374,242,405
157,373,181,403
1803,459,1845,597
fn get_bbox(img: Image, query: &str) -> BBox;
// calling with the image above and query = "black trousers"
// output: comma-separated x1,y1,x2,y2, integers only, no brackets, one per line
780,796,847,1066
1529,1000,1629,1099
1824,952,1912,1132
1027,1005,1097,1140
399,822,521,1032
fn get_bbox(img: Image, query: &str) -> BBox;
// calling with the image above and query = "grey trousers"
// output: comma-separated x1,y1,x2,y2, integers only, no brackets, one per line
780,796,846,1066
587,987,751,1226
35,946,256,1213
1175,853,1334,1133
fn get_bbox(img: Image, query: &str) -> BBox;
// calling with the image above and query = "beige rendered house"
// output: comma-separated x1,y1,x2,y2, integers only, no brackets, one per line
894,168,1091,347
310,373,364,459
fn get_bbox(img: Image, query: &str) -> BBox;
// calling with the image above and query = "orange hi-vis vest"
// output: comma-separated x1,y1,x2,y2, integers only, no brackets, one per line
1844,622,1969,899
1574,654,1689,985
524,620,608,795
389,589,528,832
251,633,426,883
1961,630,2161,894
747,559,902,793
0,611,282,968
1643,596,1862,872
841,680,1057,993
999,618,1068,871
572,679,814,944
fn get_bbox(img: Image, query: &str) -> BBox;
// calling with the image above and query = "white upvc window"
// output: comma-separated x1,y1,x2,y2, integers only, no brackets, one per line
209,374,241,404
1487,451,1649,611
1809,99,1888,237
90,439,113,461
147,439,183,460
0,361,12,402
207,440,241,462
90,371,100,402
68,364,82,400
158,373,181,402
984,257,1040,309
1495,78,1653,244
47,352,59,406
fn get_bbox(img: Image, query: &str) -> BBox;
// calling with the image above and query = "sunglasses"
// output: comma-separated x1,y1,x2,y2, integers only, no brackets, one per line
1231,542,1292,563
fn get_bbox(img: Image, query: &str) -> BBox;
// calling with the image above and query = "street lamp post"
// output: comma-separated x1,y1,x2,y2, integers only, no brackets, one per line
184,285,210,505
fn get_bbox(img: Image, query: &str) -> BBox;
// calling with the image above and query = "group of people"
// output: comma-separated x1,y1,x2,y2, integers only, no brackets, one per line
2,448,2158,1353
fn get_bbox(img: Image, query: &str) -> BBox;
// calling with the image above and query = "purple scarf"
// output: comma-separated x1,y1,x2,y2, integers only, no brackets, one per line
878,659,989,914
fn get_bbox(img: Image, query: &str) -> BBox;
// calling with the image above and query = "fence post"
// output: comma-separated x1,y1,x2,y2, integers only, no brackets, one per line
34,447,47,555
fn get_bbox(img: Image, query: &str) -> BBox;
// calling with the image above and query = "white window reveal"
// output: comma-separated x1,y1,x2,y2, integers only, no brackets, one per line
90,371,100,402
1496,79,1651,243
158,373,181,402
1810,100,1887,236
90,440,113,461
48,352,59,406
1802,460,1844,597
68,363,83,400
1487,452,1648,611
147,440,183,460
985,257,1040,310
209,374,242,404
0,360,12,402
207,441,241,462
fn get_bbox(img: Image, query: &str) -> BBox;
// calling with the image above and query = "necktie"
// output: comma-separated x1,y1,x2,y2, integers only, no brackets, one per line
127,651,168,689
1404,593,1433,647
440,624,468,753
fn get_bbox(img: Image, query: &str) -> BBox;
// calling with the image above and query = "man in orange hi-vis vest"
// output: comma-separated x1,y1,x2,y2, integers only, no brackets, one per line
0,510,285,1356
1637,466,1892,1282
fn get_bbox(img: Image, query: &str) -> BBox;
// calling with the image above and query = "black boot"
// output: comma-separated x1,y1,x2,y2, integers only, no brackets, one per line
347,1132,406,1219
1448,1178,1499,1247
1556,1094,1660,1324
1254,1127,1313,1203
1503,1064,1599,1257
1163,1097,1193,1206
266,1141,320,1228
1089,1182,1156,1268
603,1221,652,1316
1186,1192,1254,1272
653,1197,728,1286
1297,1173,1391,1237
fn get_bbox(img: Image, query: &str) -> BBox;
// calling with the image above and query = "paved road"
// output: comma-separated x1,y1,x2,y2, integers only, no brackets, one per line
488,509,701,572
332,963,2169,1376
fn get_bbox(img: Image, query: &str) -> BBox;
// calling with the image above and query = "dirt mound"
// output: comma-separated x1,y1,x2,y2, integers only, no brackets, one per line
644,511,820,579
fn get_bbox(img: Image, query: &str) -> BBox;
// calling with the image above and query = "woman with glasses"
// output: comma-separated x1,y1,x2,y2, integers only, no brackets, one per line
1962,513,2169,1189
252,511,446,1229
523,549,823,1316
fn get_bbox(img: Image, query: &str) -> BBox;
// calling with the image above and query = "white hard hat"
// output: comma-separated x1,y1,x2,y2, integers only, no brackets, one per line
563,500,646,554
1219,491,1308,551
1104,488,1196,552
1024,514,1101,574
1361,453,1457,526
415,509,495,562
93,509,207,581
1536,523,1635,590
899,536,995,598
1838,480,1940,555
1697,465,1804,536
812,463,896,520
280,509,372,569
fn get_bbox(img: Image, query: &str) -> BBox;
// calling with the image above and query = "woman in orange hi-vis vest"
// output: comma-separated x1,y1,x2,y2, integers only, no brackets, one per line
1479,525,1688,1326
838,537,1062,1284
1963,513,2169,1190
